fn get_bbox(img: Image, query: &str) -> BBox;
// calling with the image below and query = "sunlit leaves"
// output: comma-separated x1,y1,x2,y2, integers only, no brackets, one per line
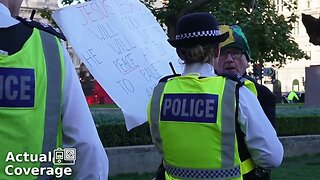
147,0,309,66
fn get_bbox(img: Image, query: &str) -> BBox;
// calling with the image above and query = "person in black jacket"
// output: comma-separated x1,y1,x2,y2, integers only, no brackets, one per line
214,25,277,180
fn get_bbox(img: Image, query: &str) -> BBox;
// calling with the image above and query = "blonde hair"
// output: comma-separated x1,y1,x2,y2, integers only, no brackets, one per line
177,44,217,65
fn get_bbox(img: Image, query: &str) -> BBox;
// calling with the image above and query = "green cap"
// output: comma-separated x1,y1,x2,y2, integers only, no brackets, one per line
220,25,252,61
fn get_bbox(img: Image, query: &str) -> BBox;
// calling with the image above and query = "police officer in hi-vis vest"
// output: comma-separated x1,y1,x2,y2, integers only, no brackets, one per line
148,12,283,180
0,0,108,179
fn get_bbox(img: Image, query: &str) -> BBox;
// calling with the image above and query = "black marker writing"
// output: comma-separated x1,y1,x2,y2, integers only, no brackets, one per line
80,49,103,67
113,53,139,74
116,79,134,94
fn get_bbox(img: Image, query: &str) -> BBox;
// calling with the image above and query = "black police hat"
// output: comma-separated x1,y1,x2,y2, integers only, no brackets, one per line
168,12,229,48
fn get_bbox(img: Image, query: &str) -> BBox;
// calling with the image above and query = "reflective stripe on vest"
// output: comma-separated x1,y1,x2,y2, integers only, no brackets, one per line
150,82,166,155
149,78,240,179
39,31,62,173
164,161,240,180
221,79,237,168
240,158,255,175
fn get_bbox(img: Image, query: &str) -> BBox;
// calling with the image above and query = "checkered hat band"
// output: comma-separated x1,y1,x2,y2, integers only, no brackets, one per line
175,30,221,40
164,164,240,179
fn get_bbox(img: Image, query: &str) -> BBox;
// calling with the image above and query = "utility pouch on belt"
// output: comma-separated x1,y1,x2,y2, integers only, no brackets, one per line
243,166,271,180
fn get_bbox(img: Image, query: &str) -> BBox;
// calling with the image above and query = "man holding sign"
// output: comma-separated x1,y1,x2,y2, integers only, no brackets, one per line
0,0,108,179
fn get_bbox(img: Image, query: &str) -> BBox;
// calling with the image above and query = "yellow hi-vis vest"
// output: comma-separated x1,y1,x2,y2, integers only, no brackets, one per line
148,75,243,180
244,80,257,96
0,29,64,179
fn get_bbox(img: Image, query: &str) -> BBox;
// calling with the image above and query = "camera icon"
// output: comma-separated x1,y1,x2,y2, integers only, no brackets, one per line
53,148,76,165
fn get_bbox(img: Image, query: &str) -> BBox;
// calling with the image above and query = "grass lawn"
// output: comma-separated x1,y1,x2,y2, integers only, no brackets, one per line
109,173,154,180
271,153,320,180
276,103,304,107
109,154,320,180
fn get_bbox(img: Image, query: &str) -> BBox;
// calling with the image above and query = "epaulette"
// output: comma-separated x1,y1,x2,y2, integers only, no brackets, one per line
158,74,181,83
16,16,66,41
221,73,246,86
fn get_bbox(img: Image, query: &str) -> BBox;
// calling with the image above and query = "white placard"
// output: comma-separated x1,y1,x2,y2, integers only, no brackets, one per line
52,0,181,130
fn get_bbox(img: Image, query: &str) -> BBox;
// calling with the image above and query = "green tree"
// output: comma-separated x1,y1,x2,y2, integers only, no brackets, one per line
61,0,309,66
38,8,56,27
146,0,309,66
39,0,87,26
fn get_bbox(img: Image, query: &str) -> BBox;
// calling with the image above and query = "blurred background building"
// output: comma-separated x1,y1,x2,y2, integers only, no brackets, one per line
272,0,320,93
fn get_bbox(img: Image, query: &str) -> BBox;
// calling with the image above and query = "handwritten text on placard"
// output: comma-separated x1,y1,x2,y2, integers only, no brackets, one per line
53,0,181,130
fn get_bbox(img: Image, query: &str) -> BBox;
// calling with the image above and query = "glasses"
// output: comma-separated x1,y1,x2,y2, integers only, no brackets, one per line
219,50,244,60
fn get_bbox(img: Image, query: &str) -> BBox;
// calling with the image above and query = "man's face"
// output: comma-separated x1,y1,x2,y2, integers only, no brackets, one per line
214,47,249,75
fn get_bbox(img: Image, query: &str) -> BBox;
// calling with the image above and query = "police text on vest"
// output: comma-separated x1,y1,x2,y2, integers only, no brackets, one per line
161,94,218,123
0,68,35,107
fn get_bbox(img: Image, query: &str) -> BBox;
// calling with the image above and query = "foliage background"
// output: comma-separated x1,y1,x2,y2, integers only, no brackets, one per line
147,0,309,66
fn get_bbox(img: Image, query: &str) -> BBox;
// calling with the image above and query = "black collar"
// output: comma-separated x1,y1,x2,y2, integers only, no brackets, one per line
0,23,33,55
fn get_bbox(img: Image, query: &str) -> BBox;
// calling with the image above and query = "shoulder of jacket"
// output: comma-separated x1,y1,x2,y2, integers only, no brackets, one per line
16,16,66,41
221,73,246,86
158,74,181,83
